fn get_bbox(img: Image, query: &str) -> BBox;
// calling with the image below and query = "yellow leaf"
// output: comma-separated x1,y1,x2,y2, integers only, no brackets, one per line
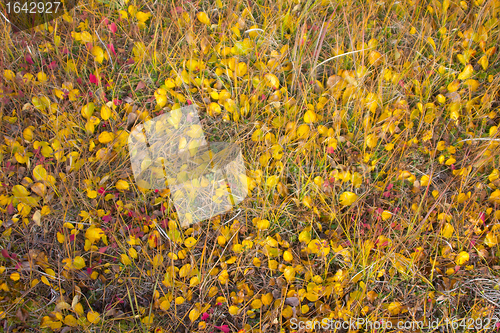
129,247,138,259
73,302,84,316
478,55,488,70
196,12,210,25
87,311,100,324
388,301,402,315
283,250,293,262
45,268,56,279
489,189,500,204
485,232,498,247
257,219,270,230
304,110,317,123
208,102,222,116
261,293,274,306
128,4,137,16
455,251,469,265
100,105,112,120
55,301,71,312
136,11,151,23
23,127,34,141
10,272,20,281
339,191,358,206
297,124,310,139
449,102,460,120
98,131,115,144
299,230,311,243
33,164,48,181
441,223,455,238
186,124,203,138
31,182,46,197
33,210,42,226
447,80,460,92
190,276,200,287
87,189,97,199
283,266,295,282
81,102,95,119
489,169,499,182
266,175,279,188
189,308,200,322
121,254,132,265
184,237,197,248
264,73,279,89
442,0,450,13
282,306,293,318
381,210,392,221
119,10,128,20
91,46,104,64
12,185,30,198
80,31,92,43
218,269,229,284
368,50,383,66
421,175,430,186
228,305,239,315
4,69,15,80
39,276,50,286
251,299,262,309
155,94,167,108
141,314,154,325
427,37,436,50
64,314,78,327
457,64,474,80
308,239,321,254
160,300,171,311
73,256,85,269
365,133,378,148
115,180,129,191
85,226,104,244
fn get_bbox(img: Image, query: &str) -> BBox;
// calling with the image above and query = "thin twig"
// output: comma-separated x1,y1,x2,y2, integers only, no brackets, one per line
95,29,114,70
311,10,336,79
459,138,500,143
312,48,374,71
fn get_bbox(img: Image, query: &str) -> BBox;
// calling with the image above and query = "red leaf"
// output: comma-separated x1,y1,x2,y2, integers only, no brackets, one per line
108,22,117,34
1,249,10,259
135,81,146,91
214,325,230,333
25,54,34,64
107,43,116,56
7,203,15,215
90,74,99,85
